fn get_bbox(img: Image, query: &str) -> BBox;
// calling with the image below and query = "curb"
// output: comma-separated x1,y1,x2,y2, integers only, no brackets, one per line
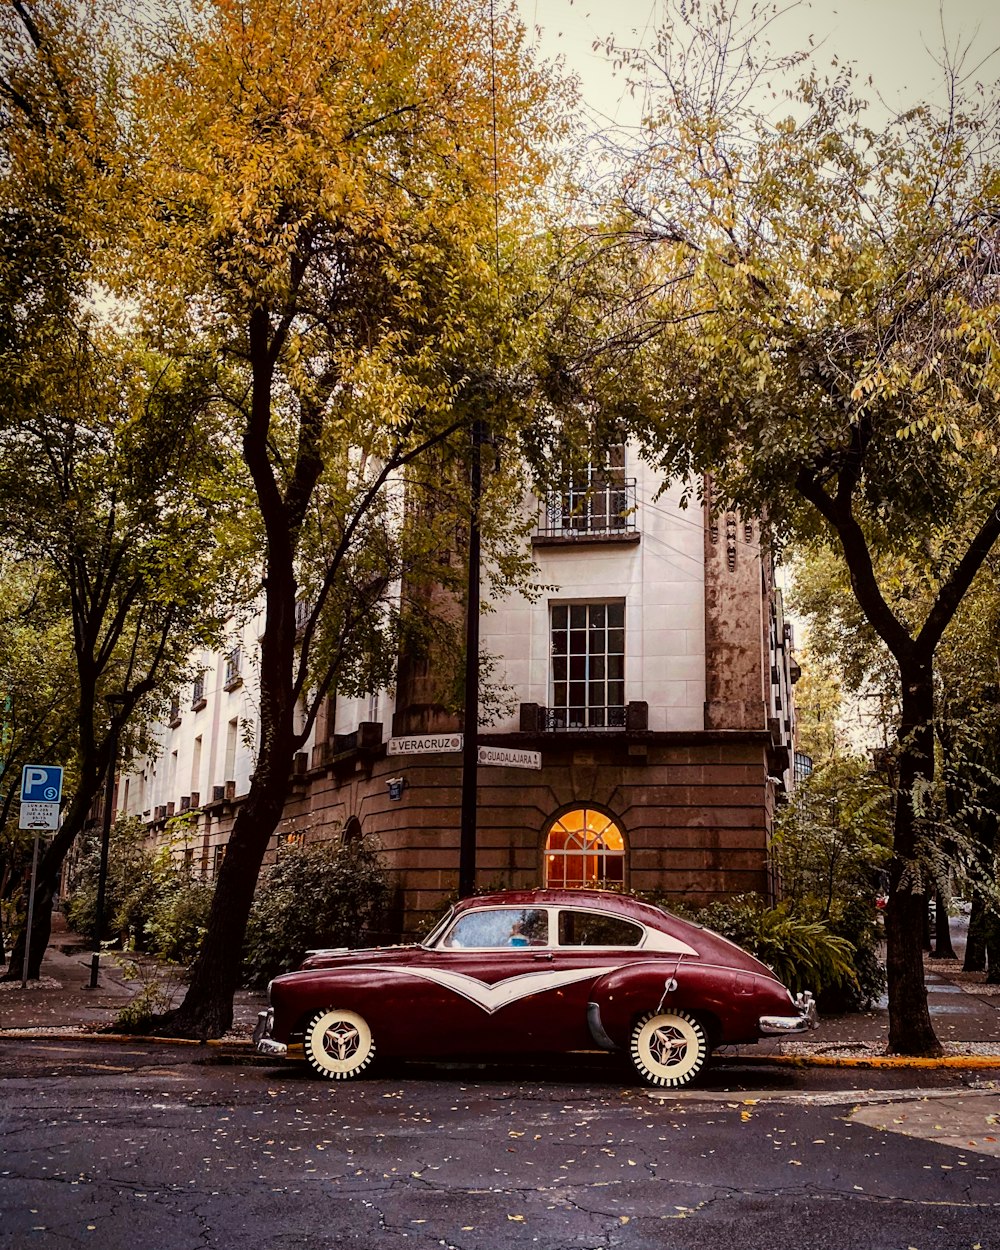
0,1029,253,1049
716,1051,1000,1071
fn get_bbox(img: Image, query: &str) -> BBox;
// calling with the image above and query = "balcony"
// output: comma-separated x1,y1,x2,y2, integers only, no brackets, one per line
520,701,648,733
533,477,639,546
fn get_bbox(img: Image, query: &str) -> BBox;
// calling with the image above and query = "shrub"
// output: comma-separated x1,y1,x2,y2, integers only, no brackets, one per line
66,817,213,969
65,817,159,946
144,868,214,967
110,956,178,1032
664,894,859,1001
770,758,891,1010
816,896,886,1012
242,836,389,988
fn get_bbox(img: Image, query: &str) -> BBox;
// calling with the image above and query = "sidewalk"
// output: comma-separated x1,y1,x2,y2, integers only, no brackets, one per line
722,955,1000,1068
0,910,265,1040
1,912,998,1066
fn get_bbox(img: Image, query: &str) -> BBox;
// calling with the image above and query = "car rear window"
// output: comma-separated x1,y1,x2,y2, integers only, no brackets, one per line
444,908,549,948
558,910,643,947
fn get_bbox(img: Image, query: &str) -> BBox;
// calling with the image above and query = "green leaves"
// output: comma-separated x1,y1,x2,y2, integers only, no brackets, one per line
617,15,1000,550
242,836,390,987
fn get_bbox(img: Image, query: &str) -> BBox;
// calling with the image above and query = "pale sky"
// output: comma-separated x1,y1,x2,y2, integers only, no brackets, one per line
521,0,1000,124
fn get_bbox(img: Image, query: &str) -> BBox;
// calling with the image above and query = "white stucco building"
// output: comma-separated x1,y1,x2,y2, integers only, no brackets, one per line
118,445,798,932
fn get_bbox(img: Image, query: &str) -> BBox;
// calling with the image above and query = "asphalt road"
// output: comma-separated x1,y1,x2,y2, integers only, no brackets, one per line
1,1039,998,1250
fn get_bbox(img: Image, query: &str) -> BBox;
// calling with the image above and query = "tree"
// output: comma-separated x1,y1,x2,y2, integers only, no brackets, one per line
120,0,566,1037
605,0,1000,1053
788,651,850,768
0,559,78,961
0,0,239,978
792,540,1000,966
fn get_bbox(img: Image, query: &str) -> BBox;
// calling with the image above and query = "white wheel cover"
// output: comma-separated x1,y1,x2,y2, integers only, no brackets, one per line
304,1009,374,1080
630,1010,707,1087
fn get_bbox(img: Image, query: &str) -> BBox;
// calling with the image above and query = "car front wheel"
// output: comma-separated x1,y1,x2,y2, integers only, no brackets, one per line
303,1008,375,1080
629,1009,708,1088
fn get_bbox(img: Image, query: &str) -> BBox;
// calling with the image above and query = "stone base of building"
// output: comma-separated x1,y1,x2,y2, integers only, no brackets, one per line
272,728,780,937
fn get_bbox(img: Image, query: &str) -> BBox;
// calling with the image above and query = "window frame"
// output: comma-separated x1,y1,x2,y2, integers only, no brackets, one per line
543,806,627,890
549,602,626,730
556,908,645,949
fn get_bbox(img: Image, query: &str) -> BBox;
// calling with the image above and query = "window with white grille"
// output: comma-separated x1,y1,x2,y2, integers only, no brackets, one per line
550,603,625,728
544,808,626,889
560,444,627,533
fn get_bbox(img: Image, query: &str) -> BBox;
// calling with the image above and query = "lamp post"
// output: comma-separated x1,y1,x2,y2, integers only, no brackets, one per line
89,695,126,989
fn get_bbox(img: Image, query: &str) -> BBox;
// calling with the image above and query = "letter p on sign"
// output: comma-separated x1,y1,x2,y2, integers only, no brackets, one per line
21,765,64,804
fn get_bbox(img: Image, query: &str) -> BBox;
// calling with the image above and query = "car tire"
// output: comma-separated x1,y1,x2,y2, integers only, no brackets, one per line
303,1008,375,1080
629,1009,708,1088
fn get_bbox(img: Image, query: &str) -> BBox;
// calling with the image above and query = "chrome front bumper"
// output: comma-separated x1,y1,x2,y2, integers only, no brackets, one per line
759,991,818,1035
254,1008,288,1058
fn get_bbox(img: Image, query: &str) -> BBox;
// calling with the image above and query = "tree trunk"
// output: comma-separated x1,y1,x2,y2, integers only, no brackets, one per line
963,892,988,972
885,662,942,1056
150,776,289,1038
885,886,940,1054
985,910,1000,985
147,628,299,1038
4,876,57,981
932,886,956,959
1,783,100,982
149,305,302,1039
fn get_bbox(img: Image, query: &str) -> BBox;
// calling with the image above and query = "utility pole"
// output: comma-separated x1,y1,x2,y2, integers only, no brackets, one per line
89,696,126,989
458,419,484,898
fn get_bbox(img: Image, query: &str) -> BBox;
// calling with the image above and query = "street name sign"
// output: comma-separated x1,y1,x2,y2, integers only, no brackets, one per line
387,734,463,756
477,745,542,770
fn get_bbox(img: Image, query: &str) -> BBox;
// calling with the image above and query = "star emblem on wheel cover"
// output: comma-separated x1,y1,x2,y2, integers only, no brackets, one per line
323,1021,360,1061
649,1025,688,1067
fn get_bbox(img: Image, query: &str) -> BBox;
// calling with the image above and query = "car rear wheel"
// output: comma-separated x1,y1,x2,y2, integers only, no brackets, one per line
303,1008,375,1080
629,1009,708,1088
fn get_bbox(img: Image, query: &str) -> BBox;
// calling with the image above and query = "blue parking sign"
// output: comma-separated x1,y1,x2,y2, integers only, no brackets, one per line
20,765,64,804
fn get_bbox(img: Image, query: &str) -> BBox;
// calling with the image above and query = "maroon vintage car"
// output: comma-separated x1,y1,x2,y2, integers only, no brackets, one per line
254,888,817,1087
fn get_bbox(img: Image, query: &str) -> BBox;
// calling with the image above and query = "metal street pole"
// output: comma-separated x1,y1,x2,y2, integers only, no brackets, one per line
458,420,483,898
89,701,123,989
20,831,41,990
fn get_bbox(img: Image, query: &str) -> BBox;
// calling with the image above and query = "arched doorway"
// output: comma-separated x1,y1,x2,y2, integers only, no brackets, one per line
543,808,626,889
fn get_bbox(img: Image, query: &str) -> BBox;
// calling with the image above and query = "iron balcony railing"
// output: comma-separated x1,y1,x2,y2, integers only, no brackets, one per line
519,701,647,733
544,705,627,730
537,477,637,538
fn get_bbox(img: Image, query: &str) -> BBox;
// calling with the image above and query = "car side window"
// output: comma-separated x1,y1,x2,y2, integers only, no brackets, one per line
558,910,644,947
444,908,549,948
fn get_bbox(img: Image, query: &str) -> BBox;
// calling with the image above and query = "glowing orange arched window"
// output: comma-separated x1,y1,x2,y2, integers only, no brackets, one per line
544,808,626,889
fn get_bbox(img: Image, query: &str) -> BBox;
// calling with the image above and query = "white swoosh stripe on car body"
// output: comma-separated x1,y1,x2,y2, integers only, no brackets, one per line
338,965,623,1014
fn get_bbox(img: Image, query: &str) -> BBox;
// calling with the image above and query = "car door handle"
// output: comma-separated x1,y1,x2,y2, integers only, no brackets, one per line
533,952,553,961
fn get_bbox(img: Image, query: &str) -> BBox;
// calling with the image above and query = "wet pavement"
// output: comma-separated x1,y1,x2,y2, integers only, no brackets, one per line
0,912,265,1037
2,914,999,1249
1,1034,998,1250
